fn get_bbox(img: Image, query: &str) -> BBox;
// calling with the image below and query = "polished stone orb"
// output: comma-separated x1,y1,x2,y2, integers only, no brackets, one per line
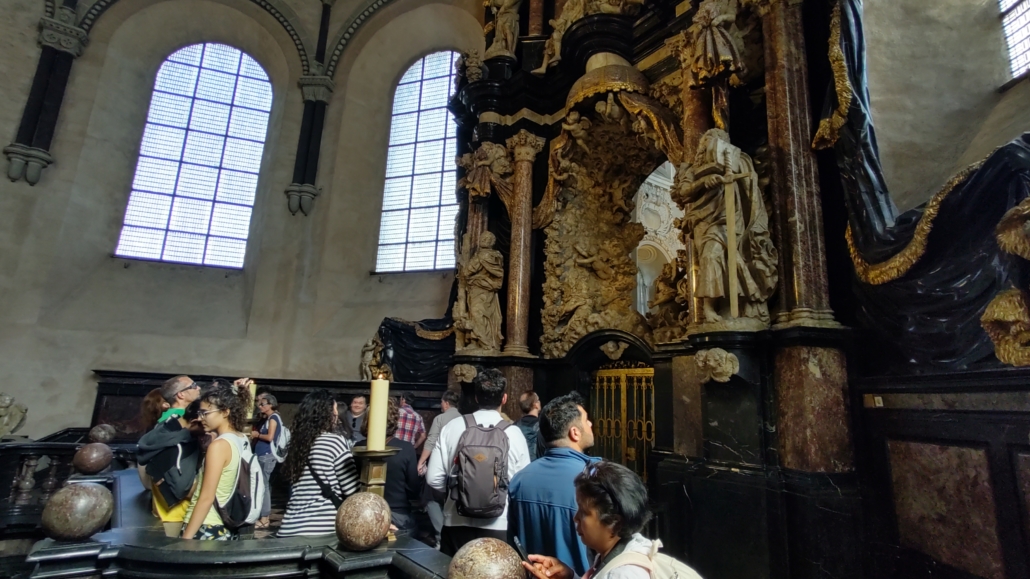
448,538,525,579
41,483,113,541
72,443,113,474
88,424,116,444
335,492,391,551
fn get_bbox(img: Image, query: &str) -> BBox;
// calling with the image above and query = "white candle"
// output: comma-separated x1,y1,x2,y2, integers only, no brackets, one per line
367,376,389,451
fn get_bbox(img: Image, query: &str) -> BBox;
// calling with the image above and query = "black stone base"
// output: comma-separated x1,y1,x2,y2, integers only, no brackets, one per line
657,459,862,579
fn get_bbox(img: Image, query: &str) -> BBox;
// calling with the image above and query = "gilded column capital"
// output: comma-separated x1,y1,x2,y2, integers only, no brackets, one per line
38,7,88,57
506,130,545,163
298,75,335,103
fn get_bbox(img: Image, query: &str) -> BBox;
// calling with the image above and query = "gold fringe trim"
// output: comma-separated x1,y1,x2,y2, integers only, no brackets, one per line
996,195,1030,262
812,0,851,151
848,161,984,285
389,317,455,340
981,288,1030,367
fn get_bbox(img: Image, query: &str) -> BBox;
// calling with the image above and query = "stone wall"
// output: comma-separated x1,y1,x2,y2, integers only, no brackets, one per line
865,0,1020,210
0,0,483,438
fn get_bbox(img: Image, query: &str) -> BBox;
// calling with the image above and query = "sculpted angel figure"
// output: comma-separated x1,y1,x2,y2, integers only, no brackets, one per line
484,0,522,59
457,142,513,200
675,128,777,324
574,243,614,280
458,231,505,351
562,111,592,155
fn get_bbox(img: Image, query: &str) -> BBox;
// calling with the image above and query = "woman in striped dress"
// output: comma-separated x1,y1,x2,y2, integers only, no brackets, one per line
278,390,361,537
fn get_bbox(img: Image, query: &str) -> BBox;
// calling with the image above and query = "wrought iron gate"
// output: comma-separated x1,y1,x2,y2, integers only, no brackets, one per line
590,368,655,480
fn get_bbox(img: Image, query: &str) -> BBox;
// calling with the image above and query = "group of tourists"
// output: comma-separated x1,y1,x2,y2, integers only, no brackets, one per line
133,369,702,579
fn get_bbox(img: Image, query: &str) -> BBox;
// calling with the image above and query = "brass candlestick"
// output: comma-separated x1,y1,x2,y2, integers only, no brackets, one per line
352,445,400,541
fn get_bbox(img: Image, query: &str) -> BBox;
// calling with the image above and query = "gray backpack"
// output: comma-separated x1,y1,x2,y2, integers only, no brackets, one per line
448,415,513,518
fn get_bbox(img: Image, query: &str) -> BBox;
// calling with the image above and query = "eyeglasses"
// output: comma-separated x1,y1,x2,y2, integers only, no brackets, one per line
196,408,223,419
257,401,270,407
177,381,199,395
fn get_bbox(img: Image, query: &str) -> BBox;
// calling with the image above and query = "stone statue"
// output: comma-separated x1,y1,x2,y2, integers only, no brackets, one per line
484,0,522,60
457,142,513,201
685,0,746,129
695,348,739,382
532,0,587,73
562,112,592,155
0,393,28,437
674,128,777,325
456,231,505,352
457,50,485,84
360,339,376,381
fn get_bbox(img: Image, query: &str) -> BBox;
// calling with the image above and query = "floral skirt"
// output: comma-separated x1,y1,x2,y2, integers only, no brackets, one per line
181,523,235,540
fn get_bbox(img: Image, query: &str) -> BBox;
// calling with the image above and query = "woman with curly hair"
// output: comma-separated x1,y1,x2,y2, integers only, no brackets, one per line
181,380,252,540
278,389,361,537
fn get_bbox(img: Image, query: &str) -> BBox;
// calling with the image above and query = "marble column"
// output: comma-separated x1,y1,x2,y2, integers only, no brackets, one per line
758,0,852,475
528,0,544,36
760,0,837,329
503,129,545,356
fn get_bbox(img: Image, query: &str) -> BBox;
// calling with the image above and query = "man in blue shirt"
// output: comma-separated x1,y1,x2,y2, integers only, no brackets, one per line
507,391,597,576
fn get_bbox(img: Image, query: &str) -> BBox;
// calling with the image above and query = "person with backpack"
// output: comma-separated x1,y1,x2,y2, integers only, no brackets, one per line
277,389,360,537
509,392,599,576
251,390,285,529
426,367,531,556
181,381,258,540
522,461,703,579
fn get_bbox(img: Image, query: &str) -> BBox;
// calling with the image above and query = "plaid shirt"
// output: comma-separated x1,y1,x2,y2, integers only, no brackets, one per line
395,403,426,445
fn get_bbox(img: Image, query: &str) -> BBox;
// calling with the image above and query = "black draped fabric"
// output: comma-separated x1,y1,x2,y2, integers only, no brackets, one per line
823,0,1030,368
376,316,455,383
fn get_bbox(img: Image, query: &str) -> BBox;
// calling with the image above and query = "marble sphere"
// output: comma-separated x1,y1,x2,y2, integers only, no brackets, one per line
41,483,113,541
448,538,525,579
88,424,116,444
335,492,391,551
73,443,113,474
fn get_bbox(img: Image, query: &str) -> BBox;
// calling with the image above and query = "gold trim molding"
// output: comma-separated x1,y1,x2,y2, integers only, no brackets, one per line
812,0,851,151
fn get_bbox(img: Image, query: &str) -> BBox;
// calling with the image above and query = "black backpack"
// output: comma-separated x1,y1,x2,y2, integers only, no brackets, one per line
448,415,513,518
212,433,265,530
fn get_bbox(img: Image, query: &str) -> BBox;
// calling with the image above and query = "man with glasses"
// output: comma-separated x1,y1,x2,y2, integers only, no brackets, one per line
157,375,201,423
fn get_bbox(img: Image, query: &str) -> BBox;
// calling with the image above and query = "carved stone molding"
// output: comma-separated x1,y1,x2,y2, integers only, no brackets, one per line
5,144,54,185
298,75,335,103
695,348,739,382
284,183,320,216
38,7,88,57
78,0,314,74
507,130,546,163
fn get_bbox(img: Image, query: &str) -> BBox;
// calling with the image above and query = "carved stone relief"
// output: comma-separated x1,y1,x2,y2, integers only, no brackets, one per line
539,84,679,357
695,348,739,383
0,393,28,438
600,341,630,360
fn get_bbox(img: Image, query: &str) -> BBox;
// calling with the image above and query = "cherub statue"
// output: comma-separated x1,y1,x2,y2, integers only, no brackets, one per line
562,111,592,155
608,177,633,215
574,243,615,280
594,93,629,129
0,393,27,438
359,339,376,381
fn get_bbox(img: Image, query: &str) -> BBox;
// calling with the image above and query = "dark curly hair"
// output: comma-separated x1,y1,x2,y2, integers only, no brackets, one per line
574,460,651,539
197,380,252,432
284,390,338,484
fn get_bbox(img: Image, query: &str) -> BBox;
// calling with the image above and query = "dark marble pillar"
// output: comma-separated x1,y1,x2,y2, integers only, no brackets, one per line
503,130,544,357
761,0,837,329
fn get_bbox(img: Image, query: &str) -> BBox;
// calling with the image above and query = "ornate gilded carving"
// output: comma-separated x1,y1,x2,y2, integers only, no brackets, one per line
457,142,513,201
848,160,985,285
996,195,1030,262
360,339,376,380
695,348,740,382
541,93,675,357
484,0,523,59
364,333,393,380
454,231,506,354
567,65,650,110
648,72,685,123
981,289,1030,367
673,128,777,331
647,254,690,343
812,1,852,150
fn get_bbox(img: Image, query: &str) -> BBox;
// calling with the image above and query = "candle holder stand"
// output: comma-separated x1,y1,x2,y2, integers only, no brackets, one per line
352,445,401,542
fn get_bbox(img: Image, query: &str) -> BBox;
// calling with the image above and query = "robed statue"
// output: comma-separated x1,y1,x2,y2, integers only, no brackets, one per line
455,231,505,352
675,128,777,324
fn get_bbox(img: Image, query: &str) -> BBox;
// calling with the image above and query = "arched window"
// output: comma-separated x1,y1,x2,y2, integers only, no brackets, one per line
375,51,461,273
1001,0,1030,78
115,43,273,268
